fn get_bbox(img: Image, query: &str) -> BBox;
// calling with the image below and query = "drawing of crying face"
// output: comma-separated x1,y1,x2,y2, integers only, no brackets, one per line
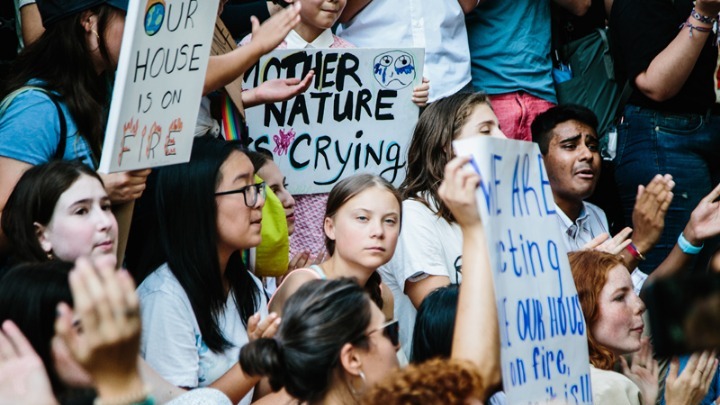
373,51,416,90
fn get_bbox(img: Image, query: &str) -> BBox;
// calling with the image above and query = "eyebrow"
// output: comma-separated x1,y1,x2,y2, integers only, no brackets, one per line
232,172,253,183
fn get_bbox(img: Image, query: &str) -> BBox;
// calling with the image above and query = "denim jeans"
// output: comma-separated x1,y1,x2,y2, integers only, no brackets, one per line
488,92,555,141
614,104,720,273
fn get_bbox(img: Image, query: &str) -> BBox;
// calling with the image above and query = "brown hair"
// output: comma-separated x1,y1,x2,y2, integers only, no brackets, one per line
363,358,486,404
568,250,625,370
400,92,490,223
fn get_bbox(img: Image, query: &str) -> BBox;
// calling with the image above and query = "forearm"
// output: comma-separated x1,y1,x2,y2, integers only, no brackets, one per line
451,224,501,394
339,0,372,23
204,42,265,96
208,363,261,404
553,0,591,16
634,21,711,102
138,358,185,403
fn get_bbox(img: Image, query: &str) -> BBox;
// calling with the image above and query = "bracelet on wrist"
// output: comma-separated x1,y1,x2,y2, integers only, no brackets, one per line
93,387,153,405
626,242,646,261
677,232,704,255
679,19,714,38
691,7,718,24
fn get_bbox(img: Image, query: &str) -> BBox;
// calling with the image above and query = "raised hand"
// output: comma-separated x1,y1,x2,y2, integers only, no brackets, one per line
55,257,145,402
620,337,659,405
249,2,302,55
0,320,57,405
631,174,674,254
438,155,482,229
665,351,718,405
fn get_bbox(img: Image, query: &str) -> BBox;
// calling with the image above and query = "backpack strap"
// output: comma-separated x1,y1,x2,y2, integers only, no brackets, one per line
0,86,68,160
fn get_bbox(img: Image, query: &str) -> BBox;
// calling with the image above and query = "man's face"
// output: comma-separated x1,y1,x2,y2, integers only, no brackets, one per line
543,120,601,207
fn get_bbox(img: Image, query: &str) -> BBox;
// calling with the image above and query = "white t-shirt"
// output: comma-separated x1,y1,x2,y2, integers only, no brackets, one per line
138,264,268,405
336,0,472,102
379,198,462,359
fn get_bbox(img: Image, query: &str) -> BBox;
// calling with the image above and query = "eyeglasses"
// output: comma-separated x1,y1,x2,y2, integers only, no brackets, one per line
215,182,266,207
366,319,400,347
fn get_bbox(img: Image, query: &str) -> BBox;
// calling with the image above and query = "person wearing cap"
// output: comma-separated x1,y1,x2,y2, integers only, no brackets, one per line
0,0,150,257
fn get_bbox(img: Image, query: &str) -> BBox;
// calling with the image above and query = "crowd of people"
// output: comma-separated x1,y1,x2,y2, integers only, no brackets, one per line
2,0,720,404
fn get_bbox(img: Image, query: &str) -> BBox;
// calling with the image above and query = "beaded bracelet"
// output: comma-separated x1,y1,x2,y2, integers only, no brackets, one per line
691,7,718,24
679,19,713,38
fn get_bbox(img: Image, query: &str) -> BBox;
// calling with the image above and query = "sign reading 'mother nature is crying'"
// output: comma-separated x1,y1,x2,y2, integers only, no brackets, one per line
243,48,425,194
454,137,593,404
99,0,219,173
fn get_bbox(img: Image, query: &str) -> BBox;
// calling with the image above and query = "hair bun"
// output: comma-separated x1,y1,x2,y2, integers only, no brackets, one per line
239,338,286,390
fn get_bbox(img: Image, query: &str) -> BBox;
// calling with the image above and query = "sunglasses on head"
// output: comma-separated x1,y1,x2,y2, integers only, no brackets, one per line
366,319,400,347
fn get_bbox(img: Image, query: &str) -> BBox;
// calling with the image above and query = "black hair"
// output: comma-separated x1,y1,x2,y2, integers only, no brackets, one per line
530,104,599,155
410,284,459,363
0,261,74,395
240,278,373,402
1,5,123,159
2,160,104,265
324,174,402,310
137,136,261,353
246,149,273,172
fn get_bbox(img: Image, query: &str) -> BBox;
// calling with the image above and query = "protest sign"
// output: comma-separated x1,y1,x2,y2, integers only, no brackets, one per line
99,0,219,173
243,48,425,194
454,137,592,404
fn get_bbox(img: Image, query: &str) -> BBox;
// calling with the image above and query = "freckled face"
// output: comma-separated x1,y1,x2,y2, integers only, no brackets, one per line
591,265,646,356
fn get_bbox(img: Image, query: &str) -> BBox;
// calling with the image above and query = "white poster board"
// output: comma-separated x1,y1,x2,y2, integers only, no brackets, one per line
454,137,593,404
243,48,425,194
99,0,219,173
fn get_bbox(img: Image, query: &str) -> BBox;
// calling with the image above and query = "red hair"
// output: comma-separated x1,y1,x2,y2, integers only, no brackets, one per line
568,250,625,370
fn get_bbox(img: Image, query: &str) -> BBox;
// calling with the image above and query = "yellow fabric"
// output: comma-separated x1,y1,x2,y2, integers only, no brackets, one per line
254,174,290,277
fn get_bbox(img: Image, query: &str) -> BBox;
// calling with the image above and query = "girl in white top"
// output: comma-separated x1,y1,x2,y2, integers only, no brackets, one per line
137,137,278,404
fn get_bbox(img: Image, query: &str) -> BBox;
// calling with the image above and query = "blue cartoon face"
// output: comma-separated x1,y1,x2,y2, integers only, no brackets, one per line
373,51,416,90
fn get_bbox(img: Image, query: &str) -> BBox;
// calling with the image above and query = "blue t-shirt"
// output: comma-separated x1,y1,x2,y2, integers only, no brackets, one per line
0,85,96,168
465,0,557,103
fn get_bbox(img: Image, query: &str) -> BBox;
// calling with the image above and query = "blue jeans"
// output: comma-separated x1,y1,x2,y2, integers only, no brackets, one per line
614,105,720,273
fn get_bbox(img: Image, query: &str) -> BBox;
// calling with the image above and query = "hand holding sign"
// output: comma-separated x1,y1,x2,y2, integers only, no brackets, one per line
99,169,152,203
438,155,482,229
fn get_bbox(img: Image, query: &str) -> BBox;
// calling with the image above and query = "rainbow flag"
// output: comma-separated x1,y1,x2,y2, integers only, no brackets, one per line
221,94,244,141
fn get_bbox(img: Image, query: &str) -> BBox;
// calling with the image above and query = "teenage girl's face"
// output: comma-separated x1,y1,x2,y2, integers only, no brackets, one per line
257,161,296,235
215,151,265,254
591,265,646,356
456,103,506,140
293,0,346,39
37,174,118,267
324,186,400,272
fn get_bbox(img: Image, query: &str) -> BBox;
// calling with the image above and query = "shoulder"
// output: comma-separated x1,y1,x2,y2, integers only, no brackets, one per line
590,366,642,405
331,35,356,48
1,87,59,116
268,268,320,312
137,264,188,302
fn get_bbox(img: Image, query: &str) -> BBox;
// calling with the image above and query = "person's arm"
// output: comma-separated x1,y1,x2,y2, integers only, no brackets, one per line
0,157,31,254
204,3,302,96
632,0,720,102
553,0,591,16
241,71,314,108
458,0,479,14
646,182,720,283
380,283,394,321
405,275,451,309
440,156,502,398
19,3,44,46
620,174,674,270
339,0,372,23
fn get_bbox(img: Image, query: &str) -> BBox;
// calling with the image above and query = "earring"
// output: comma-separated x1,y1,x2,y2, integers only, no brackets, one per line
46,251,54,260
347,370,367,397
91,29,100,39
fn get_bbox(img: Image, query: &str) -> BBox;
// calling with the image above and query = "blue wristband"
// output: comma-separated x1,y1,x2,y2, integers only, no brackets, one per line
678,232,703,255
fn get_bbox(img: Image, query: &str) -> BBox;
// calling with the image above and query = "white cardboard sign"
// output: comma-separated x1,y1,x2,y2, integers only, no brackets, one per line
243,47,425,194
454,137,593,404
99,0,218,173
